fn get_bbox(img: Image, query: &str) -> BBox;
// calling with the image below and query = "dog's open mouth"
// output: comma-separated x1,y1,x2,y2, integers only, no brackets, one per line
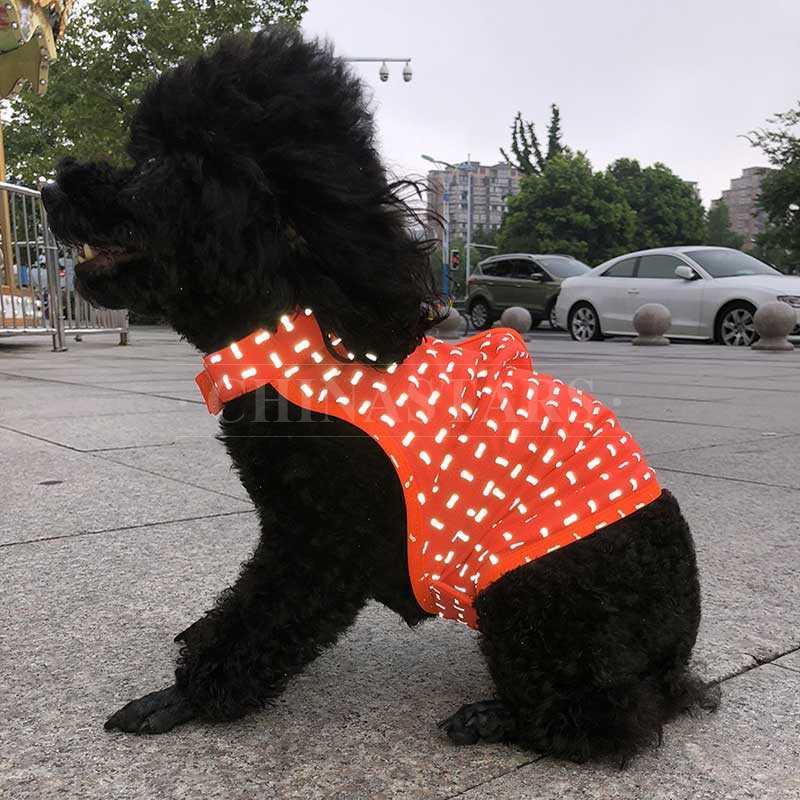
76,244,142,273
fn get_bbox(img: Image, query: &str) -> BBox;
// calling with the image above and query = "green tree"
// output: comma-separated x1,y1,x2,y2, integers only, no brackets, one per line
500,104,565,177
496,152,636,264
4,0,307,184
546,104,563,161
706,200,745,249
746,102,800,270
607,158,706,248
471,224,498,247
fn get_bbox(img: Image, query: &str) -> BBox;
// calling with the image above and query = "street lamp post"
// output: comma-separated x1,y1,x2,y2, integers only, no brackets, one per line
421,154,457,296
465,153,473,291
422,153,478,301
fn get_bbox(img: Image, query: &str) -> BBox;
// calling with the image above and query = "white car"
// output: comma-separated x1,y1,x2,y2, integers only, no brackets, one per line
555,246,800,346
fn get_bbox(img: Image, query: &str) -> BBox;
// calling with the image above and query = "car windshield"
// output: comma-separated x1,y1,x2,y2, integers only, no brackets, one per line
537,256,591,278
686,249,781,278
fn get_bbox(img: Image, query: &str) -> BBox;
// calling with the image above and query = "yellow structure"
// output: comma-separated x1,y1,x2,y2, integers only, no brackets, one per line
0,2,71,318
0,1,71,97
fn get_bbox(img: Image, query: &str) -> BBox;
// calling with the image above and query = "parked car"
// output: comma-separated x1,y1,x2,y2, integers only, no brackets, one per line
555,246,800,346
467,253,591,330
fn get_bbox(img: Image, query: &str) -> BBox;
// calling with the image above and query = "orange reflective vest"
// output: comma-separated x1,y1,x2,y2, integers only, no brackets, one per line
196,309,662,628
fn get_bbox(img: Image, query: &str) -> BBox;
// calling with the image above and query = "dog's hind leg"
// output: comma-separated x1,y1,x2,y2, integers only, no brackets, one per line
446,490,711,762
438,699,516,744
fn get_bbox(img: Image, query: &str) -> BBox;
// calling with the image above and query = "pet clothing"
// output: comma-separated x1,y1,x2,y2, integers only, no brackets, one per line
196,309,662,628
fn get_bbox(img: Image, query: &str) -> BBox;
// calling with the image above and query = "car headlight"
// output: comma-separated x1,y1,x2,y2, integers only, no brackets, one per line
777,295,800,308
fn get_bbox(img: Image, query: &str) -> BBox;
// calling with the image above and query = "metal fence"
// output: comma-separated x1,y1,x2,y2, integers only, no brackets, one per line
0,181,128,350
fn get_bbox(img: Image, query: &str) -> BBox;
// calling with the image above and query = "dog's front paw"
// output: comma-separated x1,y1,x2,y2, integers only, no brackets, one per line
104,684,196,734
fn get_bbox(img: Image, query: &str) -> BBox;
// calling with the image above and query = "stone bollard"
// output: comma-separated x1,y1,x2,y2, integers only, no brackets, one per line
751,301,796,351
432,307,466,338
500,306,532,334
632,303,671,346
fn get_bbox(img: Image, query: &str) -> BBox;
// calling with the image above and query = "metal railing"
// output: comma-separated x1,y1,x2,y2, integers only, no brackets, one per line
0,181,128,350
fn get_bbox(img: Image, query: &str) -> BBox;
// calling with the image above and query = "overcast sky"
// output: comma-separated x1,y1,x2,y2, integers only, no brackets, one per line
302,0,800,206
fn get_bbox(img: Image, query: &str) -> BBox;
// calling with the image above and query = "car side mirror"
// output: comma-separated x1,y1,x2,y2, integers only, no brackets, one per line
528,273,544,282
675,265,696,280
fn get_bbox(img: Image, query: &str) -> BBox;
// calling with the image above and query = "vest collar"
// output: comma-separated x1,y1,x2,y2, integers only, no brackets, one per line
195,308,382,414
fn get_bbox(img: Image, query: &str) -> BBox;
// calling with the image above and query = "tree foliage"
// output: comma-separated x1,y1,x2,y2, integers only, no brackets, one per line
497,152,636,264
706,200,745,249
500,104,564,176
747,102,800,270
3,0,308,184
607,158,706,249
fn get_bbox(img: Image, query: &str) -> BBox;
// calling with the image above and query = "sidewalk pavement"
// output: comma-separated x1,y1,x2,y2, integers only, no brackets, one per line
1,327,799,800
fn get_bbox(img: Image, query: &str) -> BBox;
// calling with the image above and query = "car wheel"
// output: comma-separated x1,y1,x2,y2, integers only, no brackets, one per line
548,302,560,330
568,302,603,342
469,298,492,330
715,302,757,347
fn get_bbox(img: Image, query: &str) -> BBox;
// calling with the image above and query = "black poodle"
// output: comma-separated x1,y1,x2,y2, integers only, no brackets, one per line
42,27,718,762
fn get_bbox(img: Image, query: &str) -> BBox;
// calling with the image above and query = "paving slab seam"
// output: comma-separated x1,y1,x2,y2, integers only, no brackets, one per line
0,370,204,406
650,465,799,491
7,407,201,422
646,432,800,458
618,414,798,434
83,441,189,453
744,644,800,671
711,643,800,684
0,421,191,454
0,508,256,549
91,451,253,504
532,349,799,367
610,394,729,404
585,377,800,395
442,756,546,800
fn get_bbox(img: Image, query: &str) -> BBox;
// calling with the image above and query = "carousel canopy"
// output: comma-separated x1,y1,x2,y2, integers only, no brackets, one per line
0,1,72,99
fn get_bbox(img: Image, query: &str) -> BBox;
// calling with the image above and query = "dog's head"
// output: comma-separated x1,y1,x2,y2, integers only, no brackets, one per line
43,27,441,359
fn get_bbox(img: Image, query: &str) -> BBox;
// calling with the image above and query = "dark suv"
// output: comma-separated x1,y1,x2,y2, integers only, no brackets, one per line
466,253,591,330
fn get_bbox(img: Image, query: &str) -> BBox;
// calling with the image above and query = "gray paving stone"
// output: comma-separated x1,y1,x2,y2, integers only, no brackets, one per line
97,438,252,502
3,327,798,799
652,435,800,489
661,472,800,678
0,429,251,544
0,519,529,800
456,665,800,800
616,417,766,457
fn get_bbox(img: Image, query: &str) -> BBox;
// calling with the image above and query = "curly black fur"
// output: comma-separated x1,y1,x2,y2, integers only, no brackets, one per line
43,26,715,761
